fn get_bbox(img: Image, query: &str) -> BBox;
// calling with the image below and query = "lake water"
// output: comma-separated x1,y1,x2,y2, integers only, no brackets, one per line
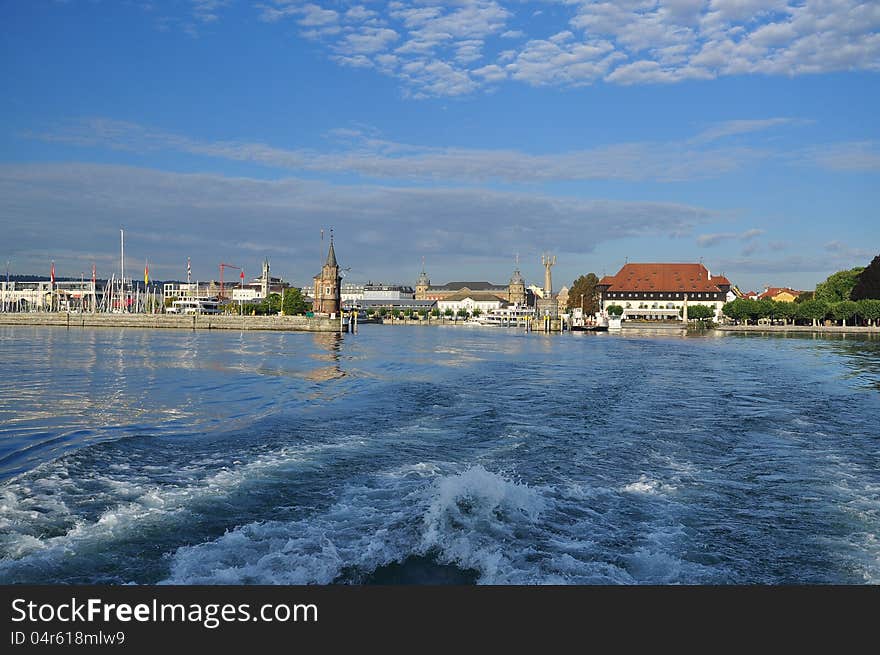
1,325,878,584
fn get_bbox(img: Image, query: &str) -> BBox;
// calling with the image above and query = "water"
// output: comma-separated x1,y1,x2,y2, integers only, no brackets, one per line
0,325,878,584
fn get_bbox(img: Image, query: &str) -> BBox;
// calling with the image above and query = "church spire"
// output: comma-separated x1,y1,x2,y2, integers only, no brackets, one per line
325,228,338,268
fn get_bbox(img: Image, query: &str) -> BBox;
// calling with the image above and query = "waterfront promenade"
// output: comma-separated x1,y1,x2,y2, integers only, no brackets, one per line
0,312,343,332
715,324,880,334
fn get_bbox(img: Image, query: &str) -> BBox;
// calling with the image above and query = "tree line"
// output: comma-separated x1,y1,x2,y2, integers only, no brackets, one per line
722,260,880,326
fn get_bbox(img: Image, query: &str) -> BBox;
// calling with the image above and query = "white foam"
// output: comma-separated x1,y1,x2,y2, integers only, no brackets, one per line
622,475,677,495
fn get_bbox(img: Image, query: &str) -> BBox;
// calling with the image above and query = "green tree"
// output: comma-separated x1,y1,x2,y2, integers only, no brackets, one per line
606,304,624,316
815,268,865,304
795,291,813,303
444,308,454,318
722,298,750,323
857,298,880,326
377,307,387,318
796,299,828,326
568,273,600,315
431,308,441,318
831,300,859,326
774,301,798,325
282,287,308,315
391,309,400,319
267,293,282,314
687,304,713,321
456,308,468,319
418,308,428,319
851,254,880,300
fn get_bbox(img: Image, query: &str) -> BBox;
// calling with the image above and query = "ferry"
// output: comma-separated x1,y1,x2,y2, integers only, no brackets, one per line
478,306,536,327
165,298,221,315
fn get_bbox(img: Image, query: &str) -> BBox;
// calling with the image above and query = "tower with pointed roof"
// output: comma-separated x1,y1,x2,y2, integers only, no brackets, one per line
313,231,341,315
415,258,431,300
508,255,526,305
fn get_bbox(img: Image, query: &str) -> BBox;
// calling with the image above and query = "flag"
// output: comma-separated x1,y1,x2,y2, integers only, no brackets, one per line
50,261,55,284
144,262,149,286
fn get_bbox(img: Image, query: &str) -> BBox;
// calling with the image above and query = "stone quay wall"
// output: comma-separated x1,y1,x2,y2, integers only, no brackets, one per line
0,313,344,332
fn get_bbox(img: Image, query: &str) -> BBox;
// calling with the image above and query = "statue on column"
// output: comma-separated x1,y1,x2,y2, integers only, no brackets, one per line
542,253,556,298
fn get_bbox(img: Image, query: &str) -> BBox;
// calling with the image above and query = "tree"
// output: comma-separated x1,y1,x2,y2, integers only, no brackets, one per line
857,299,880,326
606,304,624,316
851,254,880,300
282,287,308,315
722,298,750,324
444,308,454,317
418,308,428,319
831,300,859,326
568,273,600,315
471,308,483,318
814,268,865,304
774,301,797,325
796,299,828,326
687,304,713,321
795,291,813,303
431,308,441,318
391,309,401,319
456,308,468,318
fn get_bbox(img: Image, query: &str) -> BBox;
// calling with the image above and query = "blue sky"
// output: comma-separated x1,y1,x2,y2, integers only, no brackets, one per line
1,1,878,292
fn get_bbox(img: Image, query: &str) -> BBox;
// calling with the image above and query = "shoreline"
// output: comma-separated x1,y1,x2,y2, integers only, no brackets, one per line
2,313,878,335
714,324,880,334
0,312,343,332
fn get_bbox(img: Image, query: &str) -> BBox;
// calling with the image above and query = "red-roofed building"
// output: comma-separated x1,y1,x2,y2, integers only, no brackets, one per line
597,263,732,322
758,287,801,302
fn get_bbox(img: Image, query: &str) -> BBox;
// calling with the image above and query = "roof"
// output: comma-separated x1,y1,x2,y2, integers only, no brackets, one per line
759,287,801,299
325,241,338,268
440,290,506,302
430,281,506,291
597,263,731,293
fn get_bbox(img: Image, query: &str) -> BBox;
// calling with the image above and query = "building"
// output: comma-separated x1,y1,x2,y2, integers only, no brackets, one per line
1,281,51,311
759,287,802,303
363,283,415,301
557,285,570,311
437,290,505,316
341,283,365,304
597,263,732,322
313,236,341,315
508,267,527,305
415,261,535,307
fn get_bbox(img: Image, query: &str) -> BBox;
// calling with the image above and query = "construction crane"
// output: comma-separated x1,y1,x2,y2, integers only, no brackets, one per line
219,263,241,300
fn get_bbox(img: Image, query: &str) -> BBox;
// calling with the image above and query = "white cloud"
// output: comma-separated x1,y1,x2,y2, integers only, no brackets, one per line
692,117,810,143
31,117,782,183
136,1,880,95
802,141,880,172
696,228,765,247
0,162,716,281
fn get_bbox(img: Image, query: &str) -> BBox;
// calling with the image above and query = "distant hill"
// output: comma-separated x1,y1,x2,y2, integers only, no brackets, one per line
5,275,183,285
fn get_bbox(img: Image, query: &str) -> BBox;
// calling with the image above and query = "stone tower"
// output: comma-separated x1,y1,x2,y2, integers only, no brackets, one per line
313,233,341,315
416,259,430,300
508,264,526,305
261,259,270,299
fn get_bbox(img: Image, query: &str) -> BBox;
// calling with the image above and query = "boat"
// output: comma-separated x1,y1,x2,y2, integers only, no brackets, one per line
166,297,221,315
